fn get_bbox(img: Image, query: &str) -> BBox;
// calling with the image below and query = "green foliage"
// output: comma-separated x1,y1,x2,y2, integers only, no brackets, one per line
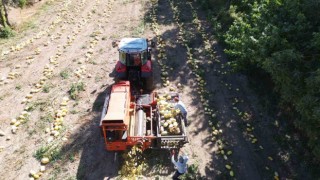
60,69,70,79
50,148,62,161
69,82,85,100
0,26,14,38
15,84,22,90
42,84,51,93
18,0,27,8
200,0,320,161
34,146,51,160
179,164,202,180
119,146,146,178
34,143,62,162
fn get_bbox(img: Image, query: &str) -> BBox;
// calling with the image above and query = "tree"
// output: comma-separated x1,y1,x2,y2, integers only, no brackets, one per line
0,0,11,28
221,0,320,161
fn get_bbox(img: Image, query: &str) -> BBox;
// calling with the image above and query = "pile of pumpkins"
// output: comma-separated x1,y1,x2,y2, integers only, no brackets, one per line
157,94,182,136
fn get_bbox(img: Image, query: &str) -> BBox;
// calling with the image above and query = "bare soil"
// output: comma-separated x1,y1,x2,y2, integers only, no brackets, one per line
0,0,314,180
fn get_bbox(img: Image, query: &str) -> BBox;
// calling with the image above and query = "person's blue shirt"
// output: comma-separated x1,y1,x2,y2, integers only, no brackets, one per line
171,154,189,173
175,101,187,116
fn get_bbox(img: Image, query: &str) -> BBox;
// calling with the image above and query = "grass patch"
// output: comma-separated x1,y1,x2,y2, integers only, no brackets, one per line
40,112,54,123
21,21,36,29
34,114,52,133
179,163,203,180
0,27,14,38
15,84,22,90
60,69,70,79
122,0,133,4
48,165,62,180
34,143,62,162
69,82,85,100
34,145,51,160
51,148,63,161
89,33,96,38
95,75,102,82
70,110,78,114
88,60,97,65
26,100,51,112
39,0,54,12
73,101,79,107
18,0,27,8
42,84,52,93
65,177,77,180
28,128,37,136
69,152,76,162
131,21,145,37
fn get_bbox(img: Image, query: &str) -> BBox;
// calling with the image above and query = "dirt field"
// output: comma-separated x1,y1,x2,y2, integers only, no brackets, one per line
0,0,314,179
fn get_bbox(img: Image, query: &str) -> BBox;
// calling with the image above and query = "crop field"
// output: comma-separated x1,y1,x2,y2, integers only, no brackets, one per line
0,0,317,179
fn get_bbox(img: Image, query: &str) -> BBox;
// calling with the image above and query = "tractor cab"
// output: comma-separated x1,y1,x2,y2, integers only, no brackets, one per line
114,38,153,90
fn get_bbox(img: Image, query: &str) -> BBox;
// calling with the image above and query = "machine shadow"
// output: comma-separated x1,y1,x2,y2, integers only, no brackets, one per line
74,84,119,180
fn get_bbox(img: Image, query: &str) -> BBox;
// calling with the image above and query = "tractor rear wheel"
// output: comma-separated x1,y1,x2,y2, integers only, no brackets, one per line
145,76,154,91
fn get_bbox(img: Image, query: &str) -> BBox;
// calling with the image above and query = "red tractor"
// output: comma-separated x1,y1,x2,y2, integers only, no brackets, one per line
113,38,154,90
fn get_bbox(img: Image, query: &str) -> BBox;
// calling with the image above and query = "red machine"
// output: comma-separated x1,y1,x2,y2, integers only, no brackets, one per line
113,38,154,90
100,81,188,151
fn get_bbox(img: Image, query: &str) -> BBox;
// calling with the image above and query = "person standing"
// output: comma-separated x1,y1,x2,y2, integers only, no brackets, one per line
171,150,189,180
174,96,188,126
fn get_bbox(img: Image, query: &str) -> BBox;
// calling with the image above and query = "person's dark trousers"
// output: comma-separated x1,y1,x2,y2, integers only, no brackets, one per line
182,114,188,126
173,170,183,180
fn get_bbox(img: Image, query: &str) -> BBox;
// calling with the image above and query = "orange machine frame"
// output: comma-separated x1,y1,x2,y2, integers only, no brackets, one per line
100,81,155,151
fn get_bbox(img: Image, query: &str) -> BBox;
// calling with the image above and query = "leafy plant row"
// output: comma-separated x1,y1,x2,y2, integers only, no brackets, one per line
198,0,320,162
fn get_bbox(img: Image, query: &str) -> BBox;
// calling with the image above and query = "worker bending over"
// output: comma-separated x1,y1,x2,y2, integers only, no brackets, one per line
174,97,188,126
